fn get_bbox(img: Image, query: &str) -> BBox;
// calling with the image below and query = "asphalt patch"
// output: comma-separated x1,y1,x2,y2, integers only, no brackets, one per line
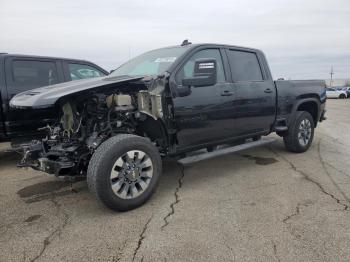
17,181,70,198
24,190,75,203
242,154,278,165
24,214,41,222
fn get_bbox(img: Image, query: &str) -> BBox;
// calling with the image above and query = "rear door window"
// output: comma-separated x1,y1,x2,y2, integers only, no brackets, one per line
68,63,105,80
227,50,263,81
11,60,58,92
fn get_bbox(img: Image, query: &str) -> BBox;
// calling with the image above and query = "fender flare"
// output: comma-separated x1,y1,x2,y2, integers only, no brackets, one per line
289,98,321,126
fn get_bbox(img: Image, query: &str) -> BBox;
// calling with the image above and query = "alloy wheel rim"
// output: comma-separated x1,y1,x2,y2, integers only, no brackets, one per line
298,119,312,146
110,150,153,199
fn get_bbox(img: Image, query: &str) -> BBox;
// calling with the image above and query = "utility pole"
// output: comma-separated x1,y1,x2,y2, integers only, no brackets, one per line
330,66,334,87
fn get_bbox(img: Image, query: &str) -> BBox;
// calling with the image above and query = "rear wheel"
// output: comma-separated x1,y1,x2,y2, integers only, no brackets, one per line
87,134,162,211
283,111,314,153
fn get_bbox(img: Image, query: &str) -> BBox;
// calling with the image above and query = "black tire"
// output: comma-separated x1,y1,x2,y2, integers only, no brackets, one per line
339,94,346,99
207,146,217,152
87,134,162,211
252,135,261,141
283,111,314,153
276,131,287,137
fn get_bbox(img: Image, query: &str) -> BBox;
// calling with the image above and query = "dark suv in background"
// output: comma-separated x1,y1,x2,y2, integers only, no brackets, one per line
0,53,108,143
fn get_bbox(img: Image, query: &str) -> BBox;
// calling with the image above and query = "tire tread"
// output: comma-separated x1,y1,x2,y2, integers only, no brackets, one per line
87,134,161,211
283,111,314,153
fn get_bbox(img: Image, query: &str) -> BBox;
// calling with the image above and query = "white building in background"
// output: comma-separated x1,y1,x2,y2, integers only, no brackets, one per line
325,78,350,87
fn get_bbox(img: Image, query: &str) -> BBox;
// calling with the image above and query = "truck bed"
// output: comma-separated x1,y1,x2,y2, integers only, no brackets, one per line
274,80,326,127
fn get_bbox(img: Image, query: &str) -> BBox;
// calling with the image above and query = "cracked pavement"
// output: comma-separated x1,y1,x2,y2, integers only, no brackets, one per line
1,99,350,261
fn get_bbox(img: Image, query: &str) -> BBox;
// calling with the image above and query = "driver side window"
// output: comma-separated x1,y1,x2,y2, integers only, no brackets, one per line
176,49,225,84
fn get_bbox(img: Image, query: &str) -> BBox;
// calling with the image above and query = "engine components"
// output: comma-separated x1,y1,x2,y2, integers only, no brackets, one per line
61,102,76,137
106,94,132,107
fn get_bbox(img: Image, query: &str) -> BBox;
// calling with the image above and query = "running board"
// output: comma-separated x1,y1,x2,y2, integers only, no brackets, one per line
178,137,275,165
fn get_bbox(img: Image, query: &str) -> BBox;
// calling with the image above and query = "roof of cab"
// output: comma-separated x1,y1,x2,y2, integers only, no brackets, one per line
154,43,261,53
0,53,93,64
188,43,261,52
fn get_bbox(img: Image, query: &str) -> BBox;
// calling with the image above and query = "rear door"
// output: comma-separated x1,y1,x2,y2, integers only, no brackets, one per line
225,49,276,136
4,57,64,137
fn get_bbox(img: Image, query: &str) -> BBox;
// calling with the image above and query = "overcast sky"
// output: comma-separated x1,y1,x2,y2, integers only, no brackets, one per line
0,0,349,80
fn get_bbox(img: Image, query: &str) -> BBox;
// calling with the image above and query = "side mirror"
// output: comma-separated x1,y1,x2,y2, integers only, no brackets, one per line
177,85,191,97
182,58,217,87
109,69,115,74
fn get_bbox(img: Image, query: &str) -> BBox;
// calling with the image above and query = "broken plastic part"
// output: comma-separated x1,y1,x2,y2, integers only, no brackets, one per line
137,91,163,120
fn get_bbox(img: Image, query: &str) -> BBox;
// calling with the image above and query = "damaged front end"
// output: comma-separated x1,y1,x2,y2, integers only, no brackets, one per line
15,76,168,178
18,138,88,176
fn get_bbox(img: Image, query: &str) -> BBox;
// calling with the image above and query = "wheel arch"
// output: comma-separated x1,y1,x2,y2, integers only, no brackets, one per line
339,93,346,99
291,98,320,127
135,113,169,151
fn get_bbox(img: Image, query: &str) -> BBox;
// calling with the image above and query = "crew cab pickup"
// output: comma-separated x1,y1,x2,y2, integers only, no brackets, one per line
0,53,108,142
10,42,326,211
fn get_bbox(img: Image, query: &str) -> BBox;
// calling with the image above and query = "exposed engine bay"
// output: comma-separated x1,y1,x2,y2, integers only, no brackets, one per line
18,83,167,178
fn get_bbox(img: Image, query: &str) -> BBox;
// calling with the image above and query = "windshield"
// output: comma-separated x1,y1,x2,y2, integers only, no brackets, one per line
110,46,190,77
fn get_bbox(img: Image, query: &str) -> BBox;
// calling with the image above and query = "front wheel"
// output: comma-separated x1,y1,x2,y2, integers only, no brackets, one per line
283,111,314,153
87,134,162,211
339,94,346,99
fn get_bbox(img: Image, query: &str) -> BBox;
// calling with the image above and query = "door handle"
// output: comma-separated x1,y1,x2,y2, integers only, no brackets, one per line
221,90,234,96
264,88,273,93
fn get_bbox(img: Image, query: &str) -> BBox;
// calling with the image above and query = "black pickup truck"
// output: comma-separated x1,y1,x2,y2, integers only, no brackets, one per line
10,42,326,211
0,53,108,142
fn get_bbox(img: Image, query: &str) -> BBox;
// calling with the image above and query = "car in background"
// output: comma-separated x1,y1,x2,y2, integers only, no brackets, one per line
326,87,347,99
346,87,350,98
336,87,350,98
0,53,108,143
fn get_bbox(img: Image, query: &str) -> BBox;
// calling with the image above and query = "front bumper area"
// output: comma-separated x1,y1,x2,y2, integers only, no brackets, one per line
37,157,75,175
17,140,82,176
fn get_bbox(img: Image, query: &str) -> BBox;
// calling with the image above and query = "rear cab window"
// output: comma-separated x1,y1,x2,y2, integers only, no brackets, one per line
227,50,263,81
68,63,106,81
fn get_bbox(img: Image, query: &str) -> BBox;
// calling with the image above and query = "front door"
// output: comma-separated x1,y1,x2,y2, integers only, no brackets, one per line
172,48,235,148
